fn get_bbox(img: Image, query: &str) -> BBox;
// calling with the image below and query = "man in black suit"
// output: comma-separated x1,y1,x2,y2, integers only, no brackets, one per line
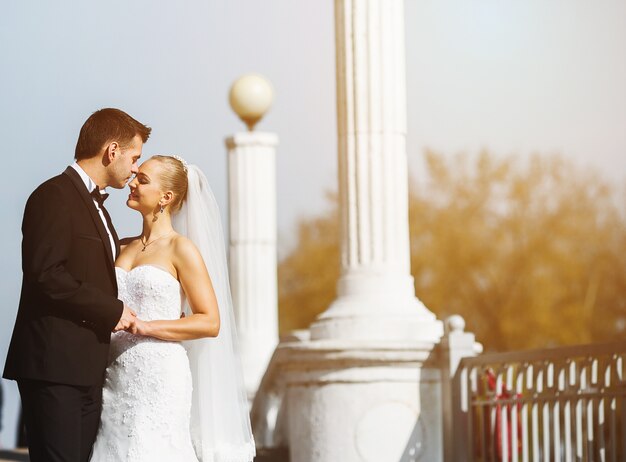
3,108,151,462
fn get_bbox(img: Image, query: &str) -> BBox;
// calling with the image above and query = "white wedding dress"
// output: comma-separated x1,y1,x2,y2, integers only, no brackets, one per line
90,164,255,462
90,265,199,462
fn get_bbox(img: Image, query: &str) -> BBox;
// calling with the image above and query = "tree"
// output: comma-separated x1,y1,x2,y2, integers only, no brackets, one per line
277,192,340,333
278,152,626,352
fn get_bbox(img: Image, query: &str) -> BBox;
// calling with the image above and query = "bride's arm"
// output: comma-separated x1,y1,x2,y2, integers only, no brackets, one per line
131,237,220,340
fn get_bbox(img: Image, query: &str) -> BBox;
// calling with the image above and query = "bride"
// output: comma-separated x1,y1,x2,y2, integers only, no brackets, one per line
90,155,255,462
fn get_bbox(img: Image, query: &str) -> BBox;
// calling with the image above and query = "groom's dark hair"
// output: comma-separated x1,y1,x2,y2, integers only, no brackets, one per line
75,108,152,160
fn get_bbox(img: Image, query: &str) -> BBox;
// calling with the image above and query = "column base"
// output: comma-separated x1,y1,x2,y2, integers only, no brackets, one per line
240,337,278,403
311,299,443,343
310,295,443,342
310,271,443,342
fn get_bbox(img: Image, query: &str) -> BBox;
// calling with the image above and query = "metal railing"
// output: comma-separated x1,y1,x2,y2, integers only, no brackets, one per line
452,341,626,461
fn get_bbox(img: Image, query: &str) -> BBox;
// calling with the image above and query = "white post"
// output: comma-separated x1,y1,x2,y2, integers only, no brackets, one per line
440,316,481,462
227,75,279,401
310,0,441,343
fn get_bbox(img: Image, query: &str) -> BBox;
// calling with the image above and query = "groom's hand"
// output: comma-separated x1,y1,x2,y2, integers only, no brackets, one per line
113,305,137,332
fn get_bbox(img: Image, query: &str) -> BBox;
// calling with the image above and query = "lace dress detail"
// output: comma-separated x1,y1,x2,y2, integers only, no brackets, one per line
90,266,199,462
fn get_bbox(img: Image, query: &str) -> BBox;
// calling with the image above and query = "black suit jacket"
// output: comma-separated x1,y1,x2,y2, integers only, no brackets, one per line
3,167,124,386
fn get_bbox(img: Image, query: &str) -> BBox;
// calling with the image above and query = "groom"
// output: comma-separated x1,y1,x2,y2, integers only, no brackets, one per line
3,108,151,462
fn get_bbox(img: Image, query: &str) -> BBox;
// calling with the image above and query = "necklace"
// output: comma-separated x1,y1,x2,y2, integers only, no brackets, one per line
140,231,174,252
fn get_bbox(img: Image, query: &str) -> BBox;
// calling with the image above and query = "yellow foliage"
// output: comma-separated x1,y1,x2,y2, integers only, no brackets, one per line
277,192,340,333
278,152,626,352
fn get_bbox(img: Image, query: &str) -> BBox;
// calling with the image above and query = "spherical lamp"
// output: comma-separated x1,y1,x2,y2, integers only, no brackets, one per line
229,74,274,131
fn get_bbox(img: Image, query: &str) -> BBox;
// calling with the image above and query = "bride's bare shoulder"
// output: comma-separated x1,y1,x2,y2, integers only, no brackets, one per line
171,233,196,252
171,234,204,265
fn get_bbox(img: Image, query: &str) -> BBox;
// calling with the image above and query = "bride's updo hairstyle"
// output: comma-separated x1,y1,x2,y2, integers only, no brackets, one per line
151,155,188,212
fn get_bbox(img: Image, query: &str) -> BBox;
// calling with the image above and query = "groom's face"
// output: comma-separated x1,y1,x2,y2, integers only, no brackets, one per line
109,134,143,188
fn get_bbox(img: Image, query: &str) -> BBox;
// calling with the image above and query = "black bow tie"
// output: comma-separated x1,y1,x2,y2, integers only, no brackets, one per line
91,186,110,206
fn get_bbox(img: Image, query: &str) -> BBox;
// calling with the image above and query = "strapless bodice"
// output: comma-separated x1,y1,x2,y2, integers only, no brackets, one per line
115,265,183,321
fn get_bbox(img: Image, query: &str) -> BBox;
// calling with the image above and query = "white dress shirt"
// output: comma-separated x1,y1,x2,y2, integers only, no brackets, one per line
70,162,117,260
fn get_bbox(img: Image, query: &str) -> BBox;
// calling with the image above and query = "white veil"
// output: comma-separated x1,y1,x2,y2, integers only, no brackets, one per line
172,164,255,462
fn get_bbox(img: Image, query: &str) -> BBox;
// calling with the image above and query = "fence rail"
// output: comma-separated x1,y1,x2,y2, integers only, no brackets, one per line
452,341,626,461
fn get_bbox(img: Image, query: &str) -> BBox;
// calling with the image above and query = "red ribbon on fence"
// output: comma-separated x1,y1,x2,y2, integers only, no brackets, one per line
485,368,523,461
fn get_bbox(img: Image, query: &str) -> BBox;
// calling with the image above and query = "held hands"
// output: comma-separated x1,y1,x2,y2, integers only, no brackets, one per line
113,305,137,332
113,308,186,336
125,317,151,336
113,305,152,336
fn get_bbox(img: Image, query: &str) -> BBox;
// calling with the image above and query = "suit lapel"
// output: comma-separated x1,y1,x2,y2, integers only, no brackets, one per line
101,204,121,259
110,216,121,258
63,167,117,286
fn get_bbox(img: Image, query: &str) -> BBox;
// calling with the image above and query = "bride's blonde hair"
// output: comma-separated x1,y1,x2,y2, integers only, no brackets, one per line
151,155,188,212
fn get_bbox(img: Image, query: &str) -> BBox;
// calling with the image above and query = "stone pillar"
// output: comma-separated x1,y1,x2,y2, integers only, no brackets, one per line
227,75,279,401
227,132,279,399
309,0,442,343
278,1,445,460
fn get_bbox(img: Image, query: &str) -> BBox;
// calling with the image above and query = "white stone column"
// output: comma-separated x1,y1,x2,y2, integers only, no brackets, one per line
274,1,446,460
310,0,442,342
227,75,279,400
227,132,279,400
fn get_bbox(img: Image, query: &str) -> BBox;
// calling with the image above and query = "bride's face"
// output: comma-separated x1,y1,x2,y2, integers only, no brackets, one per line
127,160,169,214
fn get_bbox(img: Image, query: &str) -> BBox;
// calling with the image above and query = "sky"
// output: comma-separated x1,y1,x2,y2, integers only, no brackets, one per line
1,0,625,448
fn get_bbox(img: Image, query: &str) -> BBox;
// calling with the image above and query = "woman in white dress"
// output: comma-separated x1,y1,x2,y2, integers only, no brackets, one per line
90,155,255,462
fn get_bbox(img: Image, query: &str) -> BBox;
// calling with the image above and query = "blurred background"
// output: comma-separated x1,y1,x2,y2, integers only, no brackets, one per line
1,0,624,449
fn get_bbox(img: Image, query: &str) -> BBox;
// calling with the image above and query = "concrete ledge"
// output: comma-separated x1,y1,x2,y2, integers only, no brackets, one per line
0,449,29,461
0,448,289,462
